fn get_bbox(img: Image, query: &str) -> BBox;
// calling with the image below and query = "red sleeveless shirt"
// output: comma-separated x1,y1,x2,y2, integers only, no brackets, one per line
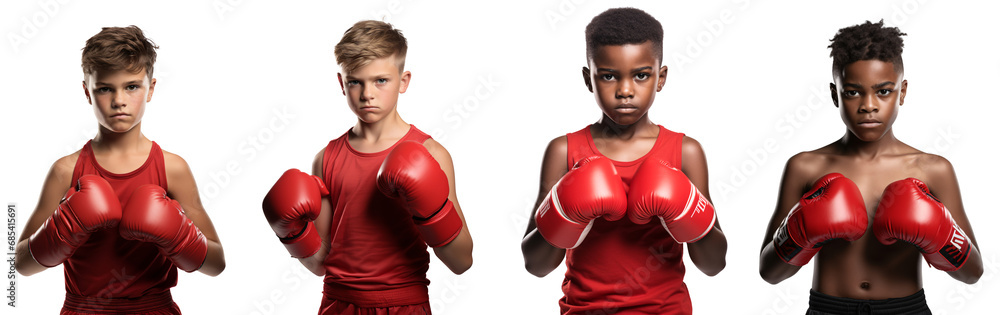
320,125,432,307
64,140,179,313
560,125,692,315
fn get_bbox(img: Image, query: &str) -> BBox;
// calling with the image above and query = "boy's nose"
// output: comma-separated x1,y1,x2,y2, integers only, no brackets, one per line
112,91,127,108
361,86,375,101
616,82,634,99
858,96,878,113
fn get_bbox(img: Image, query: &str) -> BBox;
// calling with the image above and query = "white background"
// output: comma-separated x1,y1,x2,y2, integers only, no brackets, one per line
2,0,998,314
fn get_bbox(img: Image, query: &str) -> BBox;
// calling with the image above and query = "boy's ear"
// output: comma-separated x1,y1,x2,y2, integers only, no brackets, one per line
655,65,668,92
82,81,92,105
582,67,593,93
146,78,156,103
337,73,346,96
898,79,908,106
398,71,411,94
829,82,839,108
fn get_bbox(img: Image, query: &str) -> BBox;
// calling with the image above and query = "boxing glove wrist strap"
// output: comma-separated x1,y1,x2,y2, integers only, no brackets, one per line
414,200,462,248
279,221,322,258
773,226,818,266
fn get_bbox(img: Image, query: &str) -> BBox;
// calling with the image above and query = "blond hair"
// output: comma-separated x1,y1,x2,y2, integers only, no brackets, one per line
334,20,408,75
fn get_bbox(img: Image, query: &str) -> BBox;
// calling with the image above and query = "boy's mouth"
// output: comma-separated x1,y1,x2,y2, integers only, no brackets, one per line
857,118,882,128
615,104,638,113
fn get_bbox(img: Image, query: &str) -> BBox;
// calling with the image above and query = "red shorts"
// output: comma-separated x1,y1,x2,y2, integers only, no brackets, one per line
318,298,431,315
60,290,180,315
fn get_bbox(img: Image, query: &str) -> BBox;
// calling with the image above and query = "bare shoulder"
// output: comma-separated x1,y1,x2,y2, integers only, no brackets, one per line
914,153,956,184
161,149,192,175
422,138,453,166
53,151,80,174
544,135,568,163
50,151,81,185
540,135,569,185
786,151,825,172
915,153,952,172
423,138,449,155
312,146,326,178
783,150,833,186
681,135,706,159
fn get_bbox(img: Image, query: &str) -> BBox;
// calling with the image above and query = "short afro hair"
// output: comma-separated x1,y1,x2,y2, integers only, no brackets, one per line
829,20,906,77
585,7,663,63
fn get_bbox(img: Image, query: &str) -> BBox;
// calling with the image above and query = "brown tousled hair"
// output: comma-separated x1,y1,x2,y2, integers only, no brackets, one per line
81,25,158,80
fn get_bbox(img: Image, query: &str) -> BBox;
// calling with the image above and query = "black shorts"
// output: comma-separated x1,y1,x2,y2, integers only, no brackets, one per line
806,289,931,315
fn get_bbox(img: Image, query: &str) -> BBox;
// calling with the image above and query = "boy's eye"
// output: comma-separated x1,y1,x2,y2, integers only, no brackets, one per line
600,74,615,81
877,89,892,96
844,90,859,97
126,85,139,91
376,78,388,84
635,73,650,80
96,87,112,93
346,80,359,86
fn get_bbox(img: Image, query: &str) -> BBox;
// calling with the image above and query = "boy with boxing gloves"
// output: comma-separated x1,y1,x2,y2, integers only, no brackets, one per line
14,26,226,314
262,20,473,314
521,8,727,314
758,20,983,314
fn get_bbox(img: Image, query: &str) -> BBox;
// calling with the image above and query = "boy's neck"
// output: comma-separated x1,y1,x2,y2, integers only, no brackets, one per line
351,111,409,142
593,115,656,140
838,129,901,158
92,123,149,153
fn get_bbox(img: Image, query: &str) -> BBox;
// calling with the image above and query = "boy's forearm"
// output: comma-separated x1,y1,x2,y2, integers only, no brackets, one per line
197,239,226,276
297,245,328,277
688,227,727,276
759,242,802,284
948,244,983,284
432,230,473,274
14,240,46,276
521,229,564,277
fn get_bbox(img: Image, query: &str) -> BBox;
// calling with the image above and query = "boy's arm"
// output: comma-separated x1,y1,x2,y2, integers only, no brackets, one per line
163,153,225,276
14,155,75,276
680,137,727,276
297,148,333,277
759,153,812,284
423,139,474,274
521,136,569,277
925,156,983,284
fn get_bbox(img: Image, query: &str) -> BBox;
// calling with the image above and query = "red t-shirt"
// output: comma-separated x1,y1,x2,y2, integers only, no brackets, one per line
560,125,692,315
64,140,179,311
320,125,432,308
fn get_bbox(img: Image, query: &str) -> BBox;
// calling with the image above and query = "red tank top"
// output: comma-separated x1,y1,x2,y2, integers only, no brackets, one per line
66,140,176,298
560,125,692,315
320,125,431,307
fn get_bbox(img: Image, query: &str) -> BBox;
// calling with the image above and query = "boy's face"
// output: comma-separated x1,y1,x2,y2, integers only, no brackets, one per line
82,69,155,133
830,60,907,142
582,41,667,126
338,55,411,123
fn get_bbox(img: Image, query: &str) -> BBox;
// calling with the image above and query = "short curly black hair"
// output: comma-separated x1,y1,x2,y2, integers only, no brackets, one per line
585,7,663,63
829,20,906,77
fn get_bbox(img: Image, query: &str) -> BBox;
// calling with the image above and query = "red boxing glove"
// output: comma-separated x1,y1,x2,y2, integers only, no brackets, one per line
262,168,328,258
773,173,868,266
535,156,627,249
874,178,970,271
628,159,716,243
121,185,208,272
28,175,122,267
378,141,463,247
